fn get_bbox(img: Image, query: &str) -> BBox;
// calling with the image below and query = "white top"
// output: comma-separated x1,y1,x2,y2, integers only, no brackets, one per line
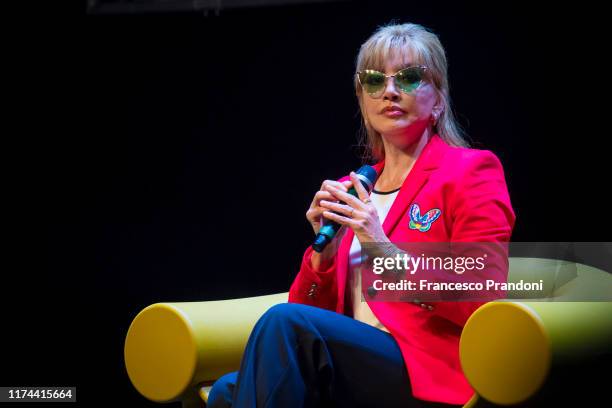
347,188,400,333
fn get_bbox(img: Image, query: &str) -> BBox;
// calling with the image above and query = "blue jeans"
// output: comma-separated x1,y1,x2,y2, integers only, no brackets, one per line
207,303,462,408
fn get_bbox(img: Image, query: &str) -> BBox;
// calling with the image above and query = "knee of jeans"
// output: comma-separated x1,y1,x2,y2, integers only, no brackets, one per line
265,302,304,319
207,371,238,408
259,303,305,327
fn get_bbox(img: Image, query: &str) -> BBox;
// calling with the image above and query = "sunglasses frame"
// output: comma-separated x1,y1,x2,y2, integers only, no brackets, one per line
356,65,429,98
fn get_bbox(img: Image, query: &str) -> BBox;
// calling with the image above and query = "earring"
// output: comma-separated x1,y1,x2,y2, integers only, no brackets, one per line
430,113,438,126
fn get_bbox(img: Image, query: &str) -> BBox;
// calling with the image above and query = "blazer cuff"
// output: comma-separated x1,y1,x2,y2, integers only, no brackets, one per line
301,245,337,281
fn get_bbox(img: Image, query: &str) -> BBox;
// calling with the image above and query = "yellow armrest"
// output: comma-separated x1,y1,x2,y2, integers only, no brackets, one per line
124,292,288,404
460,260,612,405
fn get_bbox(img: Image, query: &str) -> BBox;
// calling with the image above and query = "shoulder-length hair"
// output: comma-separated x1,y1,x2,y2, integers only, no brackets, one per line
355,22,469,162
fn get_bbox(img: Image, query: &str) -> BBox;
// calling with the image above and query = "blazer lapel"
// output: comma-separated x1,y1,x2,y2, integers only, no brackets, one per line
335,134,448,314
378,134,447,236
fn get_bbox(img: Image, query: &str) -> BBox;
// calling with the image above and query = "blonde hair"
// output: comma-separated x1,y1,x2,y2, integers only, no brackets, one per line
354,22,469,162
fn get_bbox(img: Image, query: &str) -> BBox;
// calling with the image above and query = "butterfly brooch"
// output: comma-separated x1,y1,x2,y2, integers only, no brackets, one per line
408,203,441,232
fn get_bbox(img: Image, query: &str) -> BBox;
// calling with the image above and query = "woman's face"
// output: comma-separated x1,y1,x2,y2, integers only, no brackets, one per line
361,52,440,147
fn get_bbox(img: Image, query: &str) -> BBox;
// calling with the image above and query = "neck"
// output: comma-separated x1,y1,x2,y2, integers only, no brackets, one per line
376,126,434,190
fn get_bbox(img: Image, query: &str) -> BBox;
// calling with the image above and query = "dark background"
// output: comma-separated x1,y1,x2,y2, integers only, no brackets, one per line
4,0,609,407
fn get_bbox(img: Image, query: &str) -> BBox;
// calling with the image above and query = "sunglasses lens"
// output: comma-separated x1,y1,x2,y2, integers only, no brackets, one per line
359,67,426,98
359,70,385,96
396,67,424,93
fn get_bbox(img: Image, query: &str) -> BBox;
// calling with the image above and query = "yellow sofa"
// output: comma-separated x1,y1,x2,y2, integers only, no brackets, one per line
124,258,612,407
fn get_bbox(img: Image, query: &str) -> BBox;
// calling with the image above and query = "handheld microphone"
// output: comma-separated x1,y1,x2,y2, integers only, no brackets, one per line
312,165,378,253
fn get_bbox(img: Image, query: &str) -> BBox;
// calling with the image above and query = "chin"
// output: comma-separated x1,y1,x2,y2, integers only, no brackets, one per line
376,120,413,134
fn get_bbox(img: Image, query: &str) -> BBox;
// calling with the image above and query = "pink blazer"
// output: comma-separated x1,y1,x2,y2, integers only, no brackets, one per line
288,134,516,405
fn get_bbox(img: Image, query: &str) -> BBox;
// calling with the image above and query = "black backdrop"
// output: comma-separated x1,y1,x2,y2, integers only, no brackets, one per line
5,1,609,407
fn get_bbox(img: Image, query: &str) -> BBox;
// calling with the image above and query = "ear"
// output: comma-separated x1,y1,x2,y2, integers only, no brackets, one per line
431,102,444,118
432,91,444,117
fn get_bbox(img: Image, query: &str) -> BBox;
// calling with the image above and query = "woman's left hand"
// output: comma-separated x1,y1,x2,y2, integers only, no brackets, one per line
319,171,388,244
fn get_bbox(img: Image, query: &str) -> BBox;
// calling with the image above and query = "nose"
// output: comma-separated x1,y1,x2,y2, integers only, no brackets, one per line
382,76,401,101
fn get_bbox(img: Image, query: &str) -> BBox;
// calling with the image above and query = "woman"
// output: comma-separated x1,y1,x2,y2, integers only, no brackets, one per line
208,22,515,408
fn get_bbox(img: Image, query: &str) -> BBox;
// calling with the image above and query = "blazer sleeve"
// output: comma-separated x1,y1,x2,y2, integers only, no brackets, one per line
288,175,351,311
288,245,339,311
425,149,516,327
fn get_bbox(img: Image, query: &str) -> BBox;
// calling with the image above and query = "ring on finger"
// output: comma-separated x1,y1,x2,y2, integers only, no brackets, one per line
363,198,372,204
350,207,355,217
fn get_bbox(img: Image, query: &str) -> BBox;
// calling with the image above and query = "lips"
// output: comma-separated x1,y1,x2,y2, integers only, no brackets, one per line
381,105,406,118
381,105,406,114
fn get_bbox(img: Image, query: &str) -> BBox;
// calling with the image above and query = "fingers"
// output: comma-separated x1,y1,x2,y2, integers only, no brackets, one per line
308,179,350,227
319,200,357,218
326,184,363,208
320,179,349,193
321,208,355,227
309,177,359,229
313,190,336,204
310,184,341,209
349,171,370,202
307,191,334,222
311,180,348,206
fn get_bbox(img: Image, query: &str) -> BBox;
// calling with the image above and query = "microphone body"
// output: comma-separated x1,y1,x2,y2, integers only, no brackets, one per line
312,165,378,253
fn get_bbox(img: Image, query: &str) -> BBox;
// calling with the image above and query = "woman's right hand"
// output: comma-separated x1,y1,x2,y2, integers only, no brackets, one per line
307,179,353,235
306,179,353,269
